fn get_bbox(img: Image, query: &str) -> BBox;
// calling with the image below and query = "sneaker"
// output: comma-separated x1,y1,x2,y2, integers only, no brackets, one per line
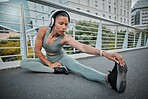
108,62,128,93
54,66,69,75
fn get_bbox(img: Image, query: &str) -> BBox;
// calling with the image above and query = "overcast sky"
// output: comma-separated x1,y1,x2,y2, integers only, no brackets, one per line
131,0,139,8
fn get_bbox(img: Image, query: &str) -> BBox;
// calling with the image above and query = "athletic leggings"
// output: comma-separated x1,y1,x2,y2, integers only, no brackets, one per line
20,51,107,84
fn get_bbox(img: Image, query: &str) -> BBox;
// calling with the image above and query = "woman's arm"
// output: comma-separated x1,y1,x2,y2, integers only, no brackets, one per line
35,26,52,66
65,36,100,55
65,35,125,66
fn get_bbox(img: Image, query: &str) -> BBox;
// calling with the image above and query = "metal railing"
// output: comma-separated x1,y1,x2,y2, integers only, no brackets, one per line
0,0,148,69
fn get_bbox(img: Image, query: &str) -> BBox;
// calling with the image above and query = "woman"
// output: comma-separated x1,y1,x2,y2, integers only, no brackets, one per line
20,9,127,93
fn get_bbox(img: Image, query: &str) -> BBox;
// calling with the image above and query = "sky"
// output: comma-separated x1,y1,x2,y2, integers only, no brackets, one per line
131,0,139,8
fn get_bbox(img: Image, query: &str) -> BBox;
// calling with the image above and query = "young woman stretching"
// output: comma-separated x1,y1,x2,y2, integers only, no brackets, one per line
20,9,127,93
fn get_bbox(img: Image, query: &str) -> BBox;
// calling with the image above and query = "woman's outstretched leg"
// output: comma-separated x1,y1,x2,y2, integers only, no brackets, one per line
20,58,53,73
59,55,107,84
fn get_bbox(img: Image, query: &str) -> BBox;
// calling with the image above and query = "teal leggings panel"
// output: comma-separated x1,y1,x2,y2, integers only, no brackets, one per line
20,53,107,84
20,58,53,73
59,54,107,84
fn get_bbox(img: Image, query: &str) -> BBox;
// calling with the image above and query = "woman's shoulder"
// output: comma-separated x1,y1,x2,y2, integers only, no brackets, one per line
38,26,50,34
62,34,73,43
37,26,50,37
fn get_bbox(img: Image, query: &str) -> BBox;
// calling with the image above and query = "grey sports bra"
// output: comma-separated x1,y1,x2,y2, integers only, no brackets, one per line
43,27,63,54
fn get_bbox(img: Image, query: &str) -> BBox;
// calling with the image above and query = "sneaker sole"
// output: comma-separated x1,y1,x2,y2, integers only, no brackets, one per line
116,63,128,93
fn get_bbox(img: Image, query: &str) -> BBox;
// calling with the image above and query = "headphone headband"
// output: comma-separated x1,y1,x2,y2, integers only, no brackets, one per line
49,9,70,27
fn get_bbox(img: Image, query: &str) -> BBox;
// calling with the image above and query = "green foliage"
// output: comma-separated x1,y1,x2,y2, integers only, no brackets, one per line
0,36,32,61
0,39,21,61
0,42,20,56
76,21,98,28
2,20,143,58
66,30,73,35
64,20,118,52
0,40,20,56
64,21,99,54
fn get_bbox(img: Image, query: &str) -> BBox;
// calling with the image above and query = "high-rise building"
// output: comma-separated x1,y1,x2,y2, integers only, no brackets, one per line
50,0,132,25
131,0,148,29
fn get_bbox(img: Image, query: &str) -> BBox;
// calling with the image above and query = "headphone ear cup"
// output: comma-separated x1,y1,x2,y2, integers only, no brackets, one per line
49,18,54,27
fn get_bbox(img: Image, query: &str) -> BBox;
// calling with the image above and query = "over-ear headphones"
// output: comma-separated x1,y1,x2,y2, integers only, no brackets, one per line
49,9,70,27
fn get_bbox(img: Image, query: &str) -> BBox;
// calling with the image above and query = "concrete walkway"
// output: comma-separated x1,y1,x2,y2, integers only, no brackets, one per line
0,48,148,99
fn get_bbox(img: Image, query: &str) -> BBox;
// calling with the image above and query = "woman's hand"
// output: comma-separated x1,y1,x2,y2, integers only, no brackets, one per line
50,62,62,68
103,51,125,66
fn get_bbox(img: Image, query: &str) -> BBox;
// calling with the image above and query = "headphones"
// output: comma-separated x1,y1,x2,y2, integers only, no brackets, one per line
49,9,70,27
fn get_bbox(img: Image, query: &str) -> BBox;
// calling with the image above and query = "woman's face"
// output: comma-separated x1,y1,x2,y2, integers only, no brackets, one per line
53,16,69,35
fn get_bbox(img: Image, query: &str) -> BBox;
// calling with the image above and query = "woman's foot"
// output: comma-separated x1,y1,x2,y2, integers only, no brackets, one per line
54,66,69,75
107,62,128,93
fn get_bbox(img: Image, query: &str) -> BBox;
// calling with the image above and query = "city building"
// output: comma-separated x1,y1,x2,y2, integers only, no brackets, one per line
0,0,132,32
50,0,132,25
131,0,148,29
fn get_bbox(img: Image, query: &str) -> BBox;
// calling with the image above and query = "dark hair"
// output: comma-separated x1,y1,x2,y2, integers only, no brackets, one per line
54,11,70,22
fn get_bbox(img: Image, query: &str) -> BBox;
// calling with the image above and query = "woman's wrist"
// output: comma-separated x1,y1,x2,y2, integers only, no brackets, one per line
99,50,104,56
99,50,107,57
102,51,107,57
47,62,52,67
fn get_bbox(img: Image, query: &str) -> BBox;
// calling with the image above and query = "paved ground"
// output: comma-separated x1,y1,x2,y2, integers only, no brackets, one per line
0,48,148,99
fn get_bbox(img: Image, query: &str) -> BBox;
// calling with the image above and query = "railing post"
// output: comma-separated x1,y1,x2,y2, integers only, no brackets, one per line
144,34,146,46
136,31,142,47
115,26,118,49
146,38,148,47
96,20,102,49
20,3,28,59
133,32,136,47
73,20,76,53
122,27,128,49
